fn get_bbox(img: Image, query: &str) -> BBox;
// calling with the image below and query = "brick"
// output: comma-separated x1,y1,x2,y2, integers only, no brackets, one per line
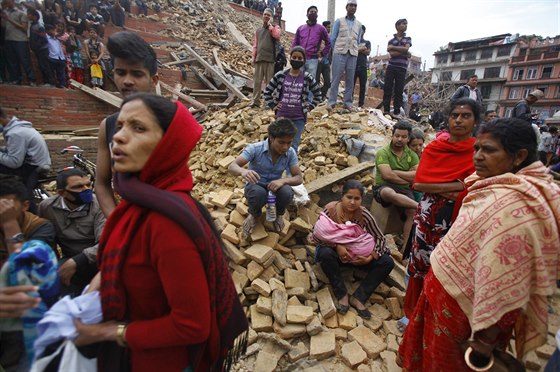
255,232,279,248
370,303,392,320
306,316,323,336
250,304,273,332
334,327,348,340
244,244,274,265
383,320,402,336
221,224,239,245
290,217,312,233
272,321,307,340
250,222,268,241
348,326,387,358
271,289,288,326
211,189,234,208
247,261,264,281
316,287,336,319
221,239,247,265
217,155,236,169
256,295,272,316
381,350,401,372
231,270,248,294
235,202,249,216
337,311,357,331
284,269,310,290
323,314,338,328
268,277,285,292
229,210,245,227
286,305,314,324
251,278,271,297
258,265,277,281
385,297,403,319
309,331,336,360
253,350,277,372
288,341,309,362
341,340,367,368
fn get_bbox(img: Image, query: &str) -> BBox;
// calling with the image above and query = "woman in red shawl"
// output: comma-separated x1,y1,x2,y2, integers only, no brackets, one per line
398,118,560,371
74,94,247,371
403,98,478,319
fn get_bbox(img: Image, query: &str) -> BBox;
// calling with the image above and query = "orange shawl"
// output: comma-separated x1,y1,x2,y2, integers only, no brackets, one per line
431,162,560,356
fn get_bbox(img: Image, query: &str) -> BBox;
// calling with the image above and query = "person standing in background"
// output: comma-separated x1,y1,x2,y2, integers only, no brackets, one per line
353,25,370,109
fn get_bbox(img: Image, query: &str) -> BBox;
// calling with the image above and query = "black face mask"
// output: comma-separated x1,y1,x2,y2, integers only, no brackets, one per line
290,59,304,70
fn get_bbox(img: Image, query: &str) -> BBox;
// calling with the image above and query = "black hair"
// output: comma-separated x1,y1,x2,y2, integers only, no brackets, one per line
268,118,297,139
322,20,331,27
468,74,478,80
107,32,158,76
395,18,407,29
56,19,65,27
341,179,364,197
89,4,97,8
447,97,481,125
550,126,558,134
45,23,55,31
0,107,6,118
290,46,306,61
67,25,75,32
410,128,425,142
307,5,317,13
362,25,366,32
484,110,496,116
121,93,177,132
26,8,39,19
477,118,538,171
392,120,412,135
56,168,86,190
0,176,30,202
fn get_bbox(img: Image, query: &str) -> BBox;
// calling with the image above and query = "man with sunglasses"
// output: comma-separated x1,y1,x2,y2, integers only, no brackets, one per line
38,168,105,297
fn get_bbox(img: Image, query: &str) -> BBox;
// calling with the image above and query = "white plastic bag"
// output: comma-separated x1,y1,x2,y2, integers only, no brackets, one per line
292,184,310,206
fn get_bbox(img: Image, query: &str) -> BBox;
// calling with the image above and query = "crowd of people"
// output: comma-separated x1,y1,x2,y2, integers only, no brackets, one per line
1,0,560,371
0,0,160,89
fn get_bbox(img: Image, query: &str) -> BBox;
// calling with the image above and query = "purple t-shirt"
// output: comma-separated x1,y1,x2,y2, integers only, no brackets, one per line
277,72,305,120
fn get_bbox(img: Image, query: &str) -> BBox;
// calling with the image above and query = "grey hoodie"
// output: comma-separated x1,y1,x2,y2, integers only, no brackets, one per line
0,116,51,171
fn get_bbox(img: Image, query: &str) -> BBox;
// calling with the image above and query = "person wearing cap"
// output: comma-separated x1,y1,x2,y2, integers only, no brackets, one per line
292,5,331,83
251,7,281,108
382,18,411,118
327,0,363,112
513,89,544,124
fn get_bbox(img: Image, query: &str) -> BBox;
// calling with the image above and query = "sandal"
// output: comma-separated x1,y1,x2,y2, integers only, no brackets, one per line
336,304,350,314
273,216,285,233
242,214,257,237
350,297,371,320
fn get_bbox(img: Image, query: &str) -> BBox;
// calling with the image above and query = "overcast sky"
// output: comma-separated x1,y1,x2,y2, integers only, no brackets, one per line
281,0,559,70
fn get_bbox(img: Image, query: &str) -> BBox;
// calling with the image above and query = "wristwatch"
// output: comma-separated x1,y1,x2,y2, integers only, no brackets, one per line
5,233,25,245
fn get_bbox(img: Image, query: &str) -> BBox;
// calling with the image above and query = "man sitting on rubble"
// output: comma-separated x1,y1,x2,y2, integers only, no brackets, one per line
372,121,419,248
0,107,51,199
229,119,303,236
38,169,105,297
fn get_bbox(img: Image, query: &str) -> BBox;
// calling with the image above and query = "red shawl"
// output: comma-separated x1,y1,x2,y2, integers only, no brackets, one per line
98,102,247,371
414,137,475,219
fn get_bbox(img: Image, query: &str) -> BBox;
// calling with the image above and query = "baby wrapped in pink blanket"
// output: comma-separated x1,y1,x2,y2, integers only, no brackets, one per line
313,212,375,259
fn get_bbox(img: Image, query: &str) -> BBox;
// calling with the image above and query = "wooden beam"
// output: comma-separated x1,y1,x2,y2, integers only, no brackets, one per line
190,66,218,90
212,48,226,76
182,43,248,101
69,79,122,108
159,81,207,111
305,161,375,194
162,58,197,67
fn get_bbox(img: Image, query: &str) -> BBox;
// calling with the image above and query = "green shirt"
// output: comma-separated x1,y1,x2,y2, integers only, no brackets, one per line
375,143,419,188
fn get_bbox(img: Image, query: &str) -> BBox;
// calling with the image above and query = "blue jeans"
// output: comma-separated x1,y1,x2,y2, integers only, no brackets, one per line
545,348,560,372
290,118,305,153
5,40,35,84
329,52,357,108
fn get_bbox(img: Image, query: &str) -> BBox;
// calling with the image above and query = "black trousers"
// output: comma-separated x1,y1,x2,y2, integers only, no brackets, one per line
316,61,331,100
354,65,367,107
383,64,406,114
316,245,395,303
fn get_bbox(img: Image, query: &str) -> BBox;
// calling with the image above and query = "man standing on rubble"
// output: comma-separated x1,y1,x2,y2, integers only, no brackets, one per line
382,19,411,118
316,20,332,100
450,74,482,105
251,7,281,108
292,5,331,82
327,0,362,112
95,32,159,217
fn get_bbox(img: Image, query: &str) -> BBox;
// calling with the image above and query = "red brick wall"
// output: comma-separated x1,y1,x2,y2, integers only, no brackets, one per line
0,85,116,130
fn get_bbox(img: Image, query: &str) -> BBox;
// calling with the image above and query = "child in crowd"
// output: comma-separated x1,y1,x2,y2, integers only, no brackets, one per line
66,26,84,84
55,21,72,87
27,9,53,86
46,24,67,88
89,51,103,88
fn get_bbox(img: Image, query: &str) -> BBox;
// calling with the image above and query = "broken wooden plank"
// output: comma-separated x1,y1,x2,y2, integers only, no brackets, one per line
69,79,122,108
162,58,197,67
159,81,207,111
212,48,226,76
182,43,248,101
72,127,99,136
191,66,218,91
305,161,375,194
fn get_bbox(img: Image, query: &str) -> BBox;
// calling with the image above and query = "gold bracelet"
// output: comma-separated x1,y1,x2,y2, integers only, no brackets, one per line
464,346,494,371
116,323,128,347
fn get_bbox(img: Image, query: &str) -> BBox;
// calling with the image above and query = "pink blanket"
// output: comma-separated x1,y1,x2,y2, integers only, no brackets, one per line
313,212,375,259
